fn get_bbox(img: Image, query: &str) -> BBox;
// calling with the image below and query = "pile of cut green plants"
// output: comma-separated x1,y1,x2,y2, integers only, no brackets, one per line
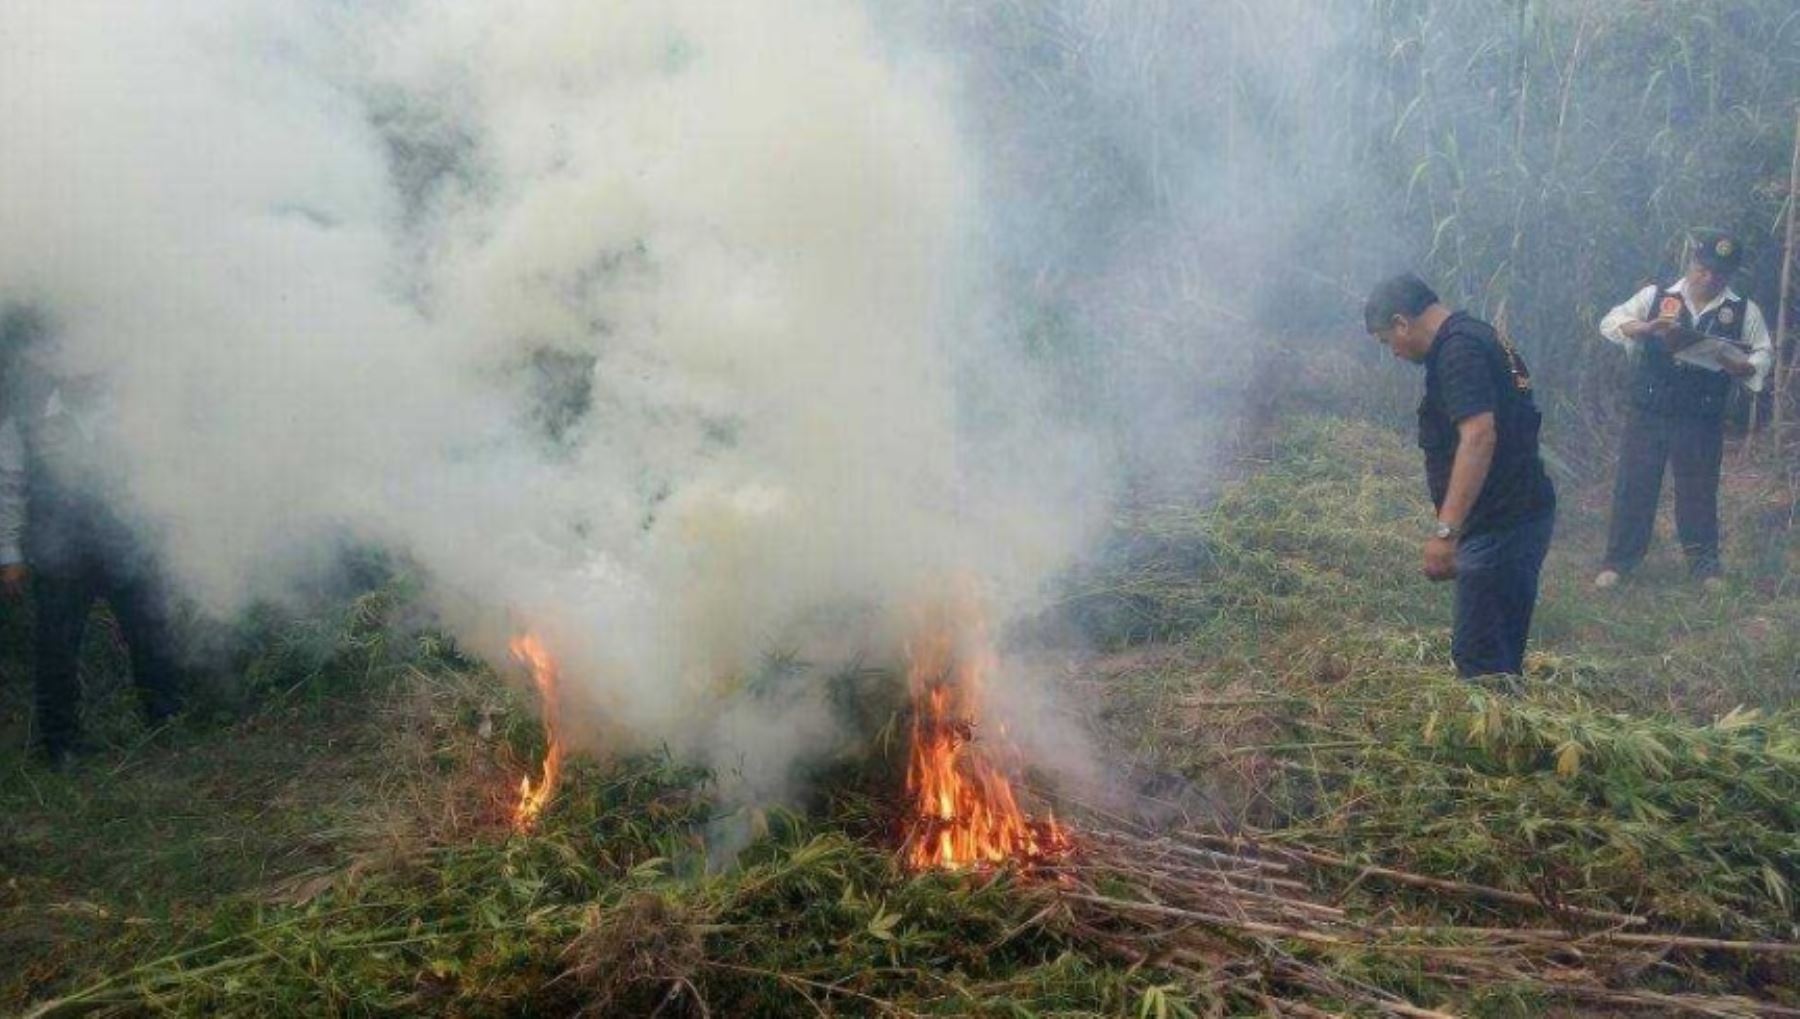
16,413,1800,1016
24,651,1800,1017
1068,414,1800,1011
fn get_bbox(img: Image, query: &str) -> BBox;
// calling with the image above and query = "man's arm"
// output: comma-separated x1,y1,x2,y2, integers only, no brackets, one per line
1439,412,1497,530
1422,412,1497,582
1599,285,1658,347
1421,333,1502,581
1740,302,1774,392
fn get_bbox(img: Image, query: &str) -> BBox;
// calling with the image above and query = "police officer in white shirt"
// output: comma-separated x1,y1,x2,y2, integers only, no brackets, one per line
1593,230,1773,591
1,306,181,765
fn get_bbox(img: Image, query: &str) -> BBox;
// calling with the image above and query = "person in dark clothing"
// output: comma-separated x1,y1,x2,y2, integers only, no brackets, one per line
1364,275,1558,679
1593,230,1773,591
0,306,181,765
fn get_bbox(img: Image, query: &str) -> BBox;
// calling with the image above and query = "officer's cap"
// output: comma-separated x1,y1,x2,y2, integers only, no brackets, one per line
1690,229,1743,273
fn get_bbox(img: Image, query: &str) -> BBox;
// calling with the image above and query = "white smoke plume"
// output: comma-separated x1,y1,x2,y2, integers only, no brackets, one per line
0,1,1107,790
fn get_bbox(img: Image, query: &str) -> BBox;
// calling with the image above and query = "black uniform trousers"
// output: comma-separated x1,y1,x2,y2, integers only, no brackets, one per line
1601,411,1724,578
28,492,179,755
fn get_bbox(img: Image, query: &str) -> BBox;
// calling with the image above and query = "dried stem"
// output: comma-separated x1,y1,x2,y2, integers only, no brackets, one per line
1047,821,1797,1016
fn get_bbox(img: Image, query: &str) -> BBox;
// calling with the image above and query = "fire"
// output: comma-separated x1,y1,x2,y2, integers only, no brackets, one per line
901,607,1070,871
509,633,564,832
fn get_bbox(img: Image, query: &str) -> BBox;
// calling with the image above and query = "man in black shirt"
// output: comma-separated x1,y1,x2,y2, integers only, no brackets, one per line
1364,275,1558,679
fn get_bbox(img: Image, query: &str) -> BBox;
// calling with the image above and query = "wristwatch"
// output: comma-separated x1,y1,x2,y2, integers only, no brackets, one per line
1432,520,1462,540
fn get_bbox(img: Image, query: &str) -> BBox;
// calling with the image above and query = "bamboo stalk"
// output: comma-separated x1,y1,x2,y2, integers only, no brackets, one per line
1061,824,1800,1015
1380,923,1800,956
1774,103,1800,446
1073,889,1800,958
1192,836,1647,928
1434,972,1800,1019
1089,863,1349,919
1062,891,1351,946
1090,830,1295,875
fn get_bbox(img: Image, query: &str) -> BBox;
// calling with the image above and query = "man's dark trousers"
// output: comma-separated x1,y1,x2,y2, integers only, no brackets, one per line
1602,412,1724,578
29,496,180,756
1452,512,1555,678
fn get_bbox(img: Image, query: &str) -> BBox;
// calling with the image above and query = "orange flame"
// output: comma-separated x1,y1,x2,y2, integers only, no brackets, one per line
509,633,563,832
901,606,1069,871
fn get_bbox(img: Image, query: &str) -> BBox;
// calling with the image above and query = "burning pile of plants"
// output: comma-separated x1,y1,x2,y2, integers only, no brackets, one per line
898,604,1071,874
507,634,564,833
22,615,1800,1016
12,419,1800,1017
24,722,1800,1016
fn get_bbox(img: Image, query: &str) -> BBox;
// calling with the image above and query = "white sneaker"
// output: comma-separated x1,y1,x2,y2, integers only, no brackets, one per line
1701,575,1726,593
1593,569,1620,590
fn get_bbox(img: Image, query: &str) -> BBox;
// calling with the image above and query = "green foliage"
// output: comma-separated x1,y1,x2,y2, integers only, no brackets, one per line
8,415,1799,1015
18,751,1163,1018
969,1,1799,453
1070,417,1432,645
1084,416,1800,947
1353,0,1800,445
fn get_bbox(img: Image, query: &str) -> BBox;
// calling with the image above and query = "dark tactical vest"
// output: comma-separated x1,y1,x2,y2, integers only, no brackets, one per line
1631,284,1747,420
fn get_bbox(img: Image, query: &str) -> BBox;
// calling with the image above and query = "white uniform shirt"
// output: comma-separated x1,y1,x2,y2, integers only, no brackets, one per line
1599,279,1774,392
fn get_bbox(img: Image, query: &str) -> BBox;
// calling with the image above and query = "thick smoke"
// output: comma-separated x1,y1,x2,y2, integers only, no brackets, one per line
0,2,1104,791
919,0,1380,499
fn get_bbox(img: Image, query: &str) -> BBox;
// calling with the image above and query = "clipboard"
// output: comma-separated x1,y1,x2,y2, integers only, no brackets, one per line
1671,333,1752,374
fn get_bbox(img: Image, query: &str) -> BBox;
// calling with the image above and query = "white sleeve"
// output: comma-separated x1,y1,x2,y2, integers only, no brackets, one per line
0,416,25,566
1599,285,1657,347
1741,301,1774,394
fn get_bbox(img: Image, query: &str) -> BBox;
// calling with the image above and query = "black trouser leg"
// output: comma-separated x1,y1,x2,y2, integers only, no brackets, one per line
1451,549,1505,678
1498,513,1555,673
106,570,182,722
1602,414,1670,571
32,562,97,755
1670,417,1725,578
1452,513,1556,679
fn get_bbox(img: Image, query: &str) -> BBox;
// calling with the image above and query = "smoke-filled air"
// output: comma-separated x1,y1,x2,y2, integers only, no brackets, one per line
4,1,1799,1015
2,0,1105,790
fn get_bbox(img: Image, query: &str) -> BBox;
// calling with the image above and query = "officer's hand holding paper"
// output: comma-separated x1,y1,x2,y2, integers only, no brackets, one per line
1716,348,1755,378
1668,325,1753,377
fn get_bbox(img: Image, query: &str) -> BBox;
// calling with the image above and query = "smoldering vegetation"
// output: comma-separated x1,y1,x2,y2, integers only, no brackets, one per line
0,0,1106,796
3,0,1800,1016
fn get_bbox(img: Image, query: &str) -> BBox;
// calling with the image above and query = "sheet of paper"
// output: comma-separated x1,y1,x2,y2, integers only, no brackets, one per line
1673,336,1746,374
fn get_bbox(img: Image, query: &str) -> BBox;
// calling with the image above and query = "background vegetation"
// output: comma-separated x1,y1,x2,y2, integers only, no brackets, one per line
962,0,1800,469
1360,0,1800,447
